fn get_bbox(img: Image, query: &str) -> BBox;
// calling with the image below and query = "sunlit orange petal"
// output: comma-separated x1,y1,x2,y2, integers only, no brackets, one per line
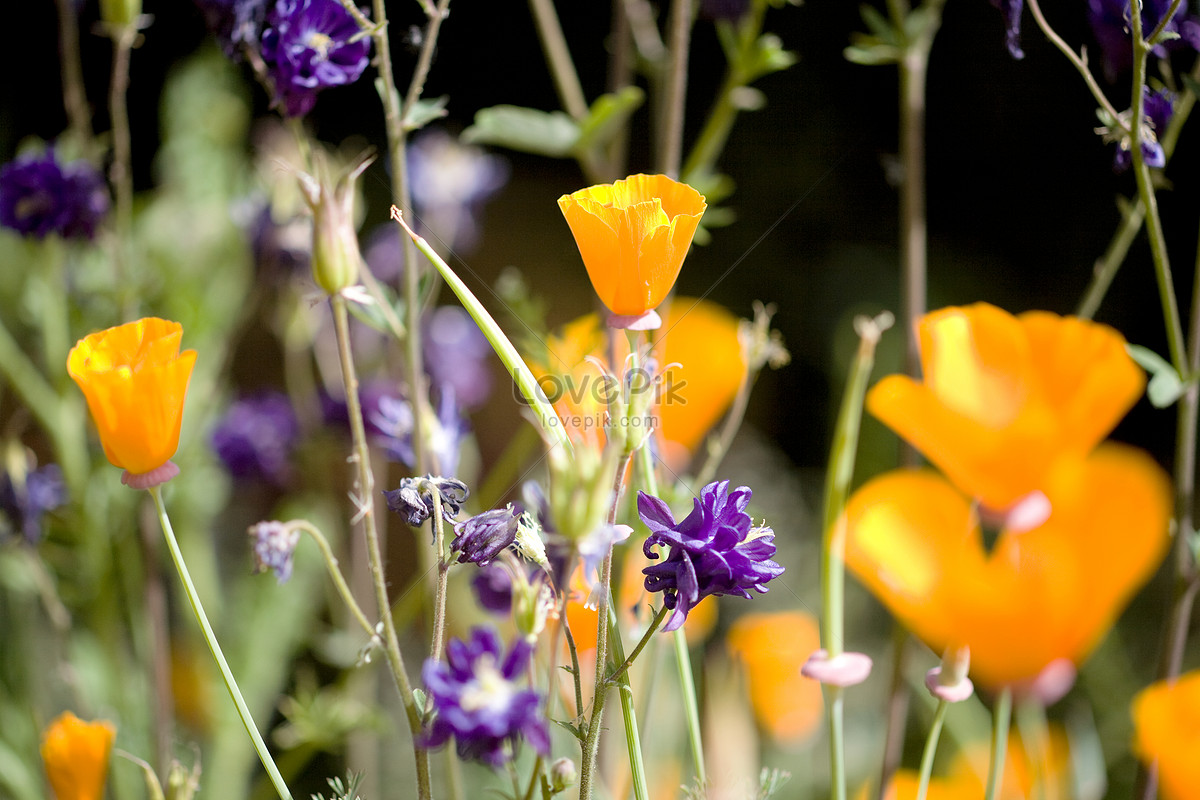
558,174,705,316
41,711,116,800
867,304,1144,509
1132,670,1200,800
726,610,823,742
67,318,197,476
845,444,1170,689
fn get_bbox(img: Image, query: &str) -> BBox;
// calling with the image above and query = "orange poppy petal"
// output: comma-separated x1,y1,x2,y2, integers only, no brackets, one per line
41,711,116,800
1132,670,1200,800
726,610,823,741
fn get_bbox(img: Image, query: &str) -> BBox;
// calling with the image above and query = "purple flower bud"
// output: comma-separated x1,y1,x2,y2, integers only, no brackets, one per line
210,392,300,486
194,0,268,60
383,475,469,527
452,506,520,565
639,481,784,632
249,520,301,582
1088,0,1200,81
0,464,66,544
0,150,109,240
421,627,550,766
261,0,371,118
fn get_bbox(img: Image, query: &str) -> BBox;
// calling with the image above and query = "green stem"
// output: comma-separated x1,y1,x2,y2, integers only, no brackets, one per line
107,24,138,320
55,0,94,151
658,0,692,178
607,605,669,686
526,0,588,120
1024,0,1123,125
430,487,450,665
605,603,651,800
1076,200,1147,320
984,688,1013,800
330,294,433,800
149,487,293,800
692,365,756,489
291,520,377,639
915,700,949,800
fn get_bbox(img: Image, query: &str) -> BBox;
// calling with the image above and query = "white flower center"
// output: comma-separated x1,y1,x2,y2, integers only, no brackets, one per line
305,31,333,59
459,654,514,713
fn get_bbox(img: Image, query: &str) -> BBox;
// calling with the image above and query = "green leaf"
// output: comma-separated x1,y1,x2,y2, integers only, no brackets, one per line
750,34,798,78
844,42,902,65
1127,343,1186,407
403,95,449,131
1182,72,1200,99
463,105,580,158
574,87,645,153
860,4,898,42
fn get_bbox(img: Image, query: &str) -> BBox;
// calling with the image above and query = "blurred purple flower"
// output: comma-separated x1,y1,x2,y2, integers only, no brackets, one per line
989,0,1026,59
260,0,371,117
194,0,268,59
249,520,300,582
423,306,494,409
1088,0,1200,80
372,388,469,476
639,480,784,632
408,129,508,253
322,380,396,438
383,475,468,527
211,392,300,486
362,224,404,283
473,562,515,614
421,627,550,766
452,506,520,566
248,202,311,277
577,524,632,609
0,150,109,240
0,464,66,544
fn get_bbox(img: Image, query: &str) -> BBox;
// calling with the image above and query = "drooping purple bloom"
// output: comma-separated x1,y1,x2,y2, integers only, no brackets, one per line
260,0,371,117
0,151,109,240
421,627,550,766
453,506,520,565
249,520,301,582
193,0,268,60
408,129,509,254
0,464,66,544
383,475,469,527
639,481,784,632
423,306,494,409
1110,87,1175,172
989,0,1026,59
210,392,300,486
1088,0,1200,80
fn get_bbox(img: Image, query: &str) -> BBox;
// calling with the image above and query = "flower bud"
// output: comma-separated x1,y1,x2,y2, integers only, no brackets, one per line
295,149,373,295
549,757,577,793
100,0,142,27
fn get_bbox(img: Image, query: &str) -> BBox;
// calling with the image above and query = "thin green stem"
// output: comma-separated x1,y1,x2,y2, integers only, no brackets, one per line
1015,697,1052,800
915,701,949,800
149,487,293,800
658,0,693,178
430,487,450,665
692,366,756,489
291,520,377,639
607,605,669,686
526,0,589,119
55,0,93,151
984,689,1013,800
1025,0,1124,126
330,294,432,800
605,603,650,800
106,24,138,320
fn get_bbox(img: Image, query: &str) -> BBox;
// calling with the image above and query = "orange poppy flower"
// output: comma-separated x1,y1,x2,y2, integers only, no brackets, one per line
726,610,824,742
868,303,1144,511
68,318,197,482
1132,670,1200,800
41,711,116,800
558,174,706,318
531,297,745,467
845,443,1170,690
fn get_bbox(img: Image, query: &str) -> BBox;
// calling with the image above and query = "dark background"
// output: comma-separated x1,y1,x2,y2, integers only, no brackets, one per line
3,0,1197,473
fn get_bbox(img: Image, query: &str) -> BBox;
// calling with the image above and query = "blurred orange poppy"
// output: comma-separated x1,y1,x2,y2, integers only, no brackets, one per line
845,444,1170,690
726,610,824,742
67,318,197,480
41,711,116,800
558,174,706,318
868,303,1144,511
1132,670,1200,800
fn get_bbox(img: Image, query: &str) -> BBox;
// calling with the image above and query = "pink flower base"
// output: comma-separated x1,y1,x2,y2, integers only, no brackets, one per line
925,666,975,703
121,461,180,490
607,309,662,331
801,649,873,687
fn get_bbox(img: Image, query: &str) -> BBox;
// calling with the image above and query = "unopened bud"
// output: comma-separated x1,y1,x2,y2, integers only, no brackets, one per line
99,0,141,27
549,757,577,793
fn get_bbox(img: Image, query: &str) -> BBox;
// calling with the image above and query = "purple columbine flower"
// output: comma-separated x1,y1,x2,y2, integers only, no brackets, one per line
0,150,109,240
194,0,268,60
260,0,371,117
1088,0,1200,80
384,475,469,527
210,392,300,486
249,520,301,582
639,481,784,632
423,306,494,409
0,464,66,544
421,627,550,766
408,129,509,254
452,506,520,565
989,0,1026,59
1108,87,1175,172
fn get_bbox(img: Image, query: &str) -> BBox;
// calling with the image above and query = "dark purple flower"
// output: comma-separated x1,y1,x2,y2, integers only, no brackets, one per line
1110,87,1175,172
249,520,300,582
421,627,550,766
260,0,371,117
384,475,469,527
989,0,1026,59
0,150,109,240
423,306,494,409
194,0,268,59
0,464,66,544
472,562,515,613
639,480,784,632
452,506,519,565
1088,0,1200,80
211,392,300,486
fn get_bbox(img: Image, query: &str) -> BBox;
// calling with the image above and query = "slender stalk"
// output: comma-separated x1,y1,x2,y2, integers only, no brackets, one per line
658,0,693,178
149,487,293,800
330,294,432,799
984,689,1013,800
1015,697,1054,800
692,362,756,489
607,605,670,685
915,700,949,800
1025,0,1124,126
106,24,138,320
605,603,651,800
526,0,589,119
1076,201,1147,320
877,627,912,800
55,0,93,149
429,488,450,665
291,520,377,639
138,506,174,776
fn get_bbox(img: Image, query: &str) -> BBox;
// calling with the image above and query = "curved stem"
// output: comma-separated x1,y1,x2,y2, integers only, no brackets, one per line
291,520,377,639
1025,0,1124,126
607,605,670,686
331,294,432,800
915,700,949,800
149,487,293,800
984,688,1013,800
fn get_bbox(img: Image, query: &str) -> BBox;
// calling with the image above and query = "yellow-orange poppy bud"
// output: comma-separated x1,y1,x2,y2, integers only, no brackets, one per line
41,711,116,800
558,174,706,324
1132,670,1200,800
726,610,823,742
67,318,197,487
